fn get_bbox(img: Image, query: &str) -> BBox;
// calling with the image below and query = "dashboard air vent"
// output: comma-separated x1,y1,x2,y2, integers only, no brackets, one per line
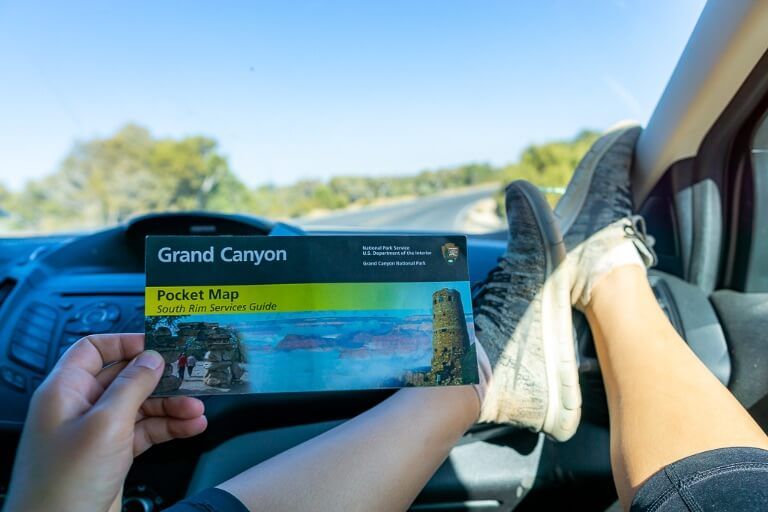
0,278,16,308
9,302,58,372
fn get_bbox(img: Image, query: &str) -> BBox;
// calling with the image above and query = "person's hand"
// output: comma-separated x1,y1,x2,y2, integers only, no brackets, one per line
5,334,208,512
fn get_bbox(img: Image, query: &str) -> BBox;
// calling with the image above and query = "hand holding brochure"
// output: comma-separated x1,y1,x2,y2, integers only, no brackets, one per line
144,235,479,396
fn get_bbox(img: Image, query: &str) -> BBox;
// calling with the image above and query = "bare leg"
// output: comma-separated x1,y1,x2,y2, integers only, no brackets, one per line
218,385,480,512
585,265,768,507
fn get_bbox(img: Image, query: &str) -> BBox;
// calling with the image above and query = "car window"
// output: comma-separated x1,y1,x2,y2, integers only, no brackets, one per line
0,1,705,235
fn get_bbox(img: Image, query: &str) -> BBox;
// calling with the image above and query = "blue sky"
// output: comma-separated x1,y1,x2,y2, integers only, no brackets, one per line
0,1,705,190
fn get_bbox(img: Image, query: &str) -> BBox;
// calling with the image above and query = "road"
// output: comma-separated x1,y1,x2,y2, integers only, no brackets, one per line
298,185,500,231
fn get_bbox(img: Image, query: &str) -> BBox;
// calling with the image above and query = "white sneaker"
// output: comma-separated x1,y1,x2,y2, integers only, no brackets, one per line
473,180,580,442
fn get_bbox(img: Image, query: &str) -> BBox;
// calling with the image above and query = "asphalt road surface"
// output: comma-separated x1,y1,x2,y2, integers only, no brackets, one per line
298,185,498,231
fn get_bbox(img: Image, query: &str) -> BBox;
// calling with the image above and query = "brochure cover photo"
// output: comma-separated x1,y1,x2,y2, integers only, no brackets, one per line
144,236,479,396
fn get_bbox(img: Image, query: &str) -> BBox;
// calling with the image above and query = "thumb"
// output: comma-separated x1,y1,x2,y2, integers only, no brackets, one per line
94,350,164,422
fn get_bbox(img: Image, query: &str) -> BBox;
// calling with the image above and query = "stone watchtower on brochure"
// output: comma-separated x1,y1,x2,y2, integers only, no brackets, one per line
430,288,472,384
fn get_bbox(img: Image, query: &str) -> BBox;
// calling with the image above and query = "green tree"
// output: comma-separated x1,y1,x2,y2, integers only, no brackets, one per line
0,183,11,216
495,130,600,211
9,124,250,231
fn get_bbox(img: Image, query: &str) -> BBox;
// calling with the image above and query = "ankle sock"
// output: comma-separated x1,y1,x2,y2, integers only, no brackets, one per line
574,240,647,308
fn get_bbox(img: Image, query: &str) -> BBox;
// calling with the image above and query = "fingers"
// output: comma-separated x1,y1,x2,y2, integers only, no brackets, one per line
133,416,208,456
57,334,145,376
95,361,129,390
35,335,144,422
138,396,205,421
33,357,133,424
93,350,164,423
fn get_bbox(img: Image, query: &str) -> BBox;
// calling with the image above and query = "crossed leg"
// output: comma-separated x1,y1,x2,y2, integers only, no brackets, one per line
585,265,768,506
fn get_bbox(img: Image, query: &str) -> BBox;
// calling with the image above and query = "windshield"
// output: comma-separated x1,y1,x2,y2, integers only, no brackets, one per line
0,1,705,235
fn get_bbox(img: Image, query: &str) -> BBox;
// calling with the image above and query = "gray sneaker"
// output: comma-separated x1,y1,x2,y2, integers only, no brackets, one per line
555,122,641,247
554,123,656,309
473,180,580,442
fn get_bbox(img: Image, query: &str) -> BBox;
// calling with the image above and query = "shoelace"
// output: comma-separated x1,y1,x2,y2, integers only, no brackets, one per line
623,215,658,267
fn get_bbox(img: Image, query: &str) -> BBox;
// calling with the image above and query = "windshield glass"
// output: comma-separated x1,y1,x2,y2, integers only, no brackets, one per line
0,1,705,235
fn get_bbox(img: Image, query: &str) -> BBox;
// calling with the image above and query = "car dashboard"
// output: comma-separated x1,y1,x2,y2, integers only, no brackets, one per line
0,212,733,511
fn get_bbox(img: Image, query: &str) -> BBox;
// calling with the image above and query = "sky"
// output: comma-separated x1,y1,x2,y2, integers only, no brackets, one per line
0,0,706,191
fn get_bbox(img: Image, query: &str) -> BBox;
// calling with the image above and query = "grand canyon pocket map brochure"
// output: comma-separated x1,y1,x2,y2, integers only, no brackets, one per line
144,235,479,396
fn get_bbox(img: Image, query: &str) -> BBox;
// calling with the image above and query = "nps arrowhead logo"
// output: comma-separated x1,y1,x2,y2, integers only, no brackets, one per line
441,243,459,264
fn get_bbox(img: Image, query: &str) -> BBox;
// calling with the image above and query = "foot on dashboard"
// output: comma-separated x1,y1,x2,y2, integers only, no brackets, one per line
472,180,580,442
554,123,656,310
554,121,642,239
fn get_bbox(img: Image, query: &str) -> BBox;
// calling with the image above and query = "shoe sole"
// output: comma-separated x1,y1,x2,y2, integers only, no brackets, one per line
510,181,581,442
554,122,640,237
